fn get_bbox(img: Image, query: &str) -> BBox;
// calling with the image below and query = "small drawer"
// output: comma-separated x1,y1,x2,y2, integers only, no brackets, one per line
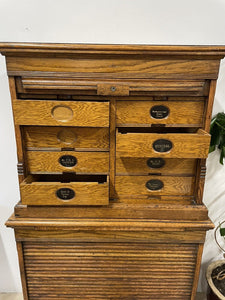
116,158,196,175
116,129,210,158
116,100,205,127
23,126,109,151
13,100,109,127
20,175,109,206
115,175,195,198
27,151,109,174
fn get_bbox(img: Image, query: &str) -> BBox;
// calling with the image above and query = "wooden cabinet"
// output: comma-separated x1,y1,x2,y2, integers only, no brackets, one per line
1,43,225,299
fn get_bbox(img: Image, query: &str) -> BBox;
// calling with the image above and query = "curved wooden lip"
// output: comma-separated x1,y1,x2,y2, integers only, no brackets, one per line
0,42,225,57
206,260,225,300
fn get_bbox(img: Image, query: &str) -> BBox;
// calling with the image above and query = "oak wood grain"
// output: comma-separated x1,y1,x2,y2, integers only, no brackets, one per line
116,130,211,158
13,99,109,127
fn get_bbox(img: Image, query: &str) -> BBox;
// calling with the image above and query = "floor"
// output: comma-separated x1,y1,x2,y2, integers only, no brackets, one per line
0,293,207,299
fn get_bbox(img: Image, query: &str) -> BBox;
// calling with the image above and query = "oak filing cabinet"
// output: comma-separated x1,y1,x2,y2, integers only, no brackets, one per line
1,43,225,300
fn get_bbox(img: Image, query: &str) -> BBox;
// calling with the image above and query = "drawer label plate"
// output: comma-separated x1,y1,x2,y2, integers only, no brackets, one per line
147,158,165,168
59,155,77,167
56,188,75,200
146,179,164,191
150,105,169,119
153,139,173,152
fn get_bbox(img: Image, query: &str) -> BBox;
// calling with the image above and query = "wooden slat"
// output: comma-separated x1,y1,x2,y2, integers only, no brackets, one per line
27,151,109,174
22,241,198,299
116,130,211,158
23,126,109,151
13,99,109,127
116,100,205,126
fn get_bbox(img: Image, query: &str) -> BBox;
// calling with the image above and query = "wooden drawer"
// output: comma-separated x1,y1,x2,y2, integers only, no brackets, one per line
116,129,210,158
20,175,109,206
23,126,109,151
115,175,195,199
116,100,205,127
27,151,109,174
13,100,109,127
116,158,197,175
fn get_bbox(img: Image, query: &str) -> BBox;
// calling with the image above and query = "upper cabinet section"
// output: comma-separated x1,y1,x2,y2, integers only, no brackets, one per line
1,43,225,80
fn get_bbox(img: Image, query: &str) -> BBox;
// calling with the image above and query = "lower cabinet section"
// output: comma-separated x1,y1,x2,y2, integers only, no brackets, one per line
6,216,213,300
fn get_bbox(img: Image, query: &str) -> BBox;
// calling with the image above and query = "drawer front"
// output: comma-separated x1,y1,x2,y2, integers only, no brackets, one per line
116,130,210,158
116,100,204,126
27,151,109,174
13,100,109,127
115,175,195,198
20,176,109,206
23,127,109,151
116,158,196,175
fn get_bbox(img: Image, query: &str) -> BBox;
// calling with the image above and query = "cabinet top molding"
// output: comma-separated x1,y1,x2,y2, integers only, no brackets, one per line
1,42,225,58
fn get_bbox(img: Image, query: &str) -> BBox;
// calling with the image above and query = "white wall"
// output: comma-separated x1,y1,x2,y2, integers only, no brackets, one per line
0,0,225,293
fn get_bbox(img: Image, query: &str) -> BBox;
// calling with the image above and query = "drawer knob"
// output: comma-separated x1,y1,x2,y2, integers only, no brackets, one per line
111,86,116,92
56,188,75,200
59,155,77,167
146,179,164,191
52,105,73,122
147,158,165,169
153,139,173,153
150,105,169,119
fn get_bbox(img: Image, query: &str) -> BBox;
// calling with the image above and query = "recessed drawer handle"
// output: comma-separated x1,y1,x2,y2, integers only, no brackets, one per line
59,155,77,167
56,188,75,200
153,139,173,153
51,105,73,122
147,158,165,168
146,179,164,191
150,105,170,119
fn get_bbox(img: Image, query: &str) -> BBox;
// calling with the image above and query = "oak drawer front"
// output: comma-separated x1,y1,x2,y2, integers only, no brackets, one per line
13,100,109,127
27,151,109,174
23,126,109,151
116,100,205,126
115,176,194,198
116,158,196,175
116,130,210,158
20,175,109,206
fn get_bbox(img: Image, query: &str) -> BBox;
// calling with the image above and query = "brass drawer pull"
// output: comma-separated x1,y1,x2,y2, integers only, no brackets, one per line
150,105,170,119
59,155,77,167
153,139,173,153
147,158,165,169
146,179,164,191
56,188,75,200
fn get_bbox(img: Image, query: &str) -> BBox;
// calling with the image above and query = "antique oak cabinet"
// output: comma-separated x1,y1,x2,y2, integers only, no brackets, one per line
1,43,225,300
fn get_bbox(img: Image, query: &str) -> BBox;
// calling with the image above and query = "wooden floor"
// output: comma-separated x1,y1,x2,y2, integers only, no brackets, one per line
0,292,207,299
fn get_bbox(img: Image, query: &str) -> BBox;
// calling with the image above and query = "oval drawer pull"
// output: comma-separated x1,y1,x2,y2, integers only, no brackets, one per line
147,158,165,169
51,105,73,122
59,155,77,167
150,105,169,119
56,188,75,200
153,139,173,153
146,179,164,191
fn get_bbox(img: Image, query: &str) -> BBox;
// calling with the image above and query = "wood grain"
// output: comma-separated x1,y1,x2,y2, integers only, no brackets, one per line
14,201,209,221
16,242,28,300
116,158,197,175
5,56,221,79
116,130,211,158
115,175,195,198
26,151,109,174
20,176,109,206
13,99,109,127
116,100,205,126
23,126,109,151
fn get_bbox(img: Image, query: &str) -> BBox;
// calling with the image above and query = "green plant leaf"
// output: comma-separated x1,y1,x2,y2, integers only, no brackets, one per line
220,227,225,236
